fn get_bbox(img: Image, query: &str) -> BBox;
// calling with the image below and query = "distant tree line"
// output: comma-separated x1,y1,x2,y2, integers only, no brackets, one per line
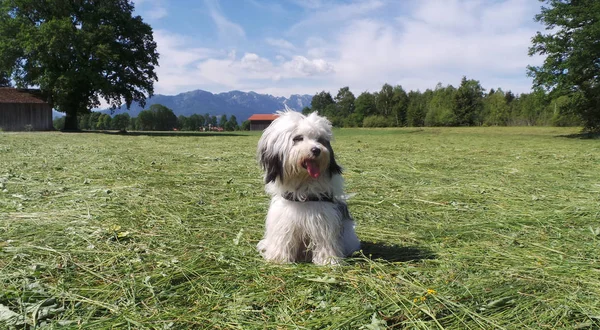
51,76,583,131
303,76,582,128
53,104,241,131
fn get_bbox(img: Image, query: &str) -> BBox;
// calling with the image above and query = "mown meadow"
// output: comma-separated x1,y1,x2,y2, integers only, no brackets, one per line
0,127,599,329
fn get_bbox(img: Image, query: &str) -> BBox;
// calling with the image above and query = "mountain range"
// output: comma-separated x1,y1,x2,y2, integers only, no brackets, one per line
96,90,313,121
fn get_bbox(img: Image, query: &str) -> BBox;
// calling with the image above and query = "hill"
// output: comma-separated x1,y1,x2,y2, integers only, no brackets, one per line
98,90,312,121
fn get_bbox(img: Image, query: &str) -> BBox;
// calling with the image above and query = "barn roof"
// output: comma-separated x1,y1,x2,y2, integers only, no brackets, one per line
0,88,47,104
248,114,279,121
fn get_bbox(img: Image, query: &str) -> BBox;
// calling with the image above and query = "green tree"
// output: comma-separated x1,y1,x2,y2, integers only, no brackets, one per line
376,83,394,119
550,94,583,127
219,115,228,128
391,85,408,126
112,113,130,131
311,91,335,114
0,71,10,87
177,115,189,130
528,0,600,131
354,92,376,126
241,120,251,131
453,76,485,126
301,106,313,115
150,104,177,131
334,87,355,118
189,114,205,130
406,90,427,127
137,109,155,130
128,117,138,131
98,114,112,130
53,117,65,130
362,115,389,127
88,112,102,130
226,115,239,131
209,115,218,127
0,0,159,131
78,113,90,130
483,89,510,126
425,84,456,126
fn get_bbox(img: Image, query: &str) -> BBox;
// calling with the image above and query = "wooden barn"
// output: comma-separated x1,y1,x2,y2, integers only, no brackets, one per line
248,114,279,131
0,87,53,131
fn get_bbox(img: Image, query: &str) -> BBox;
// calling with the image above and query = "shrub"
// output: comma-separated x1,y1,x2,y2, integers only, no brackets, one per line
362,115,390,127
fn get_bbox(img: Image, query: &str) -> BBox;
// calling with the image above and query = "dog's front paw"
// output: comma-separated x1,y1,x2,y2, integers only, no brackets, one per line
312,254,341,266
257,240,296,263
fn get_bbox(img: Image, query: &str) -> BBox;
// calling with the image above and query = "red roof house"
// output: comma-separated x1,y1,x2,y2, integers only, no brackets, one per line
248,114,279,131
0,88,53,131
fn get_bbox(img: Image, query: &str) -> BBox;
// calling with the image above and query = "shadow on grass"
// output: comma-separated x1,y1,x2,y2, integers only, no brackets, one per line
61,129,248,137
357,241,436,263
556,132,600,139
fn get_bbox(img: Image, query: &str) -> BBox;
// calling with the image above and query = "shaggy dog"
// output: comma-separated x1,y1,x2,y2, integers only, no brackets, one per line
256,111,360,265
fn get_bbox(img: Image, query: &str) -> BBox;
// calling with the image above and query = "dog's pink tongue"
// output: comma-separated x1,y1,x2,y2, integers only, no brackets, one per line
306,160,320,178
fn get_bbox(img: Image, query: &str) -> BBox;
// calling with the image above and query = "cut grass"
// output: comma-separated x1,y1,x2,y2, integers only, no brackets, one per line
0,127,599,329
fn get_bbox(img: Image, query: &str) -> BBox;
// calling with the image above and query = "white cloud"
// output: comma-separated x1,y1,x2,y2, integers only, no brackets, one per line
205,0,246,39
288,0,385,35
265,38,296,50
152,30,225,94
283,56,335,76
144,0,543,97
329,0,543,94
195,52,335,89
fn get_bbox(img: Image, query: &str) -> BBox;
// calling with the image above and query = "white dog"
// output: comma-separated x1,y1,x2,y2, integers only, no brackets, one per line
256,111,360,265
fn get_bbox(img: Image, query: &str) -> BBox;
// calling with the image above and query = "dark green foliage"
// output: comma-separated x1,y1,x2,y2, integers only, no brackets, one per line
52,116,65,130
391,85,408,126
112,113,130,131
354,92,377,126
0,0,159,130
88,112,102,130
311,91,335,113
406,90,428,127
296,79,565,128
483,89,510,126
0,71,10,86
97,114,112,130
190,114,205,130
376,83,394,118
301,106,313,115
209,115,217,126
528,0,600,132
452,77,485,126
335,87,355,118
425,84,456,126
223,115,239,131
135,104,177,131
219,114,228,128
241,120,251,131
362,115,389,127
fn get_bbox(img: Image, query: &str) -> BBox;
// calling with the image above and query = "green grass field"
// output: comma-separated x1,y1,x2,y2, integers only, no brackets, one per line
1,127,599,329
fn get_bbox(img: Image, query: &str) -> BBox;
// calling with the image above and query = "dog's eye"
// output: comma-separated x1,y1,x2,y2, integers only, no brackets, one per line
293,135,304,142
317,138,328,145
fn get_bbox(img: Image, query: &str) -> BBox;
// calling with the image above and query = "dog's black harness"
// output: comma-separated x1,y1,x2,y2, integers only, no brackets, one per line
282,192,351,219
282,192,335,203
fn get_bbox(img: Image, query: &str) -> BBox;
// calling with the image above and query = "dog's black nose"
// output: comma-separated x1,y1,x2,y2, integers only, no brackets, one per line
311,147,321,156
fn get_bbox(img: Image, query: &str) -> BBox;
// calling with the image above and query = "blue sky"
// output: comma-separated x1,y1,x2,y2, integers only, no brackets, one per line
133,0,545,97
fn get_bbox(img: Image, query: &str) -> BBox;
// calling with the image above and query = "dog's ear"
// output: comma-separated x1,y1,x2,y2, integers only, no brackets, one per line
260,149,283,183
325,141,343,176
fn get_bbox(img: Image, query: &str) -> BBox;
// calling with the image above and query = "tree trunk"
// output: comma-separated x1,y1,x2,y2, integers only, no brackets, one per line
63,109,79,131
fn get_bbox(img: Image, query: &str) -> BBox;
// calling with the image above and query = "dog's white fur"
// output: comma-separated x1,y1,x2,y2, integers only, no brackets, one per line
256,111,360,265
